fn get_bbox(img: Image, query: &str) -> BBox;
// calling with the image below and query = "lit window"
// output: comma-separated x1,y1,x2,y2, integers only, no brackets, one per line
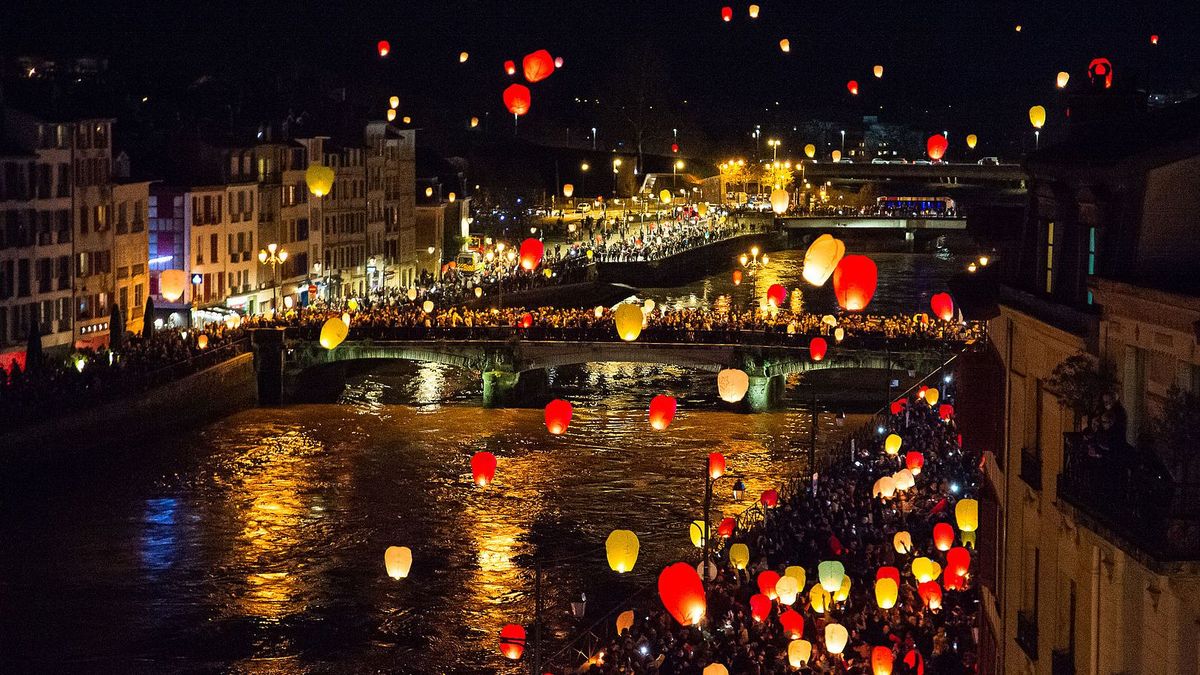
1045,221,1055,294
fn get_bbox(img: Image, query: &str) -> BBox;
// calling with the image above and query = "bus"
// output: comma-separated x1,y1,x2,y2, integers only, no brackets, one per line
875,196,957,216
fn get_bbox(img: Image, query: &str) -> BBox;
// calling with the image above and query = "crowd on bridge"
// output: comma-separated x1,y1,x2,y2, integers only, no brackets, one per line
571,393,980,674
797,204,960,219
589,218,749,263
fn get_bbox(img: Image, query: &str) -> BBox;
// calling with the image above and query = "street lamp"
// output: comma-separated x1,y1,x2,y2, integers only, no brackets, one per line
740,245,769,309
258,243,288,311
673,159,684,189
840,129,846,153
768,138,780,161
580,162,589,197
611,158,622,196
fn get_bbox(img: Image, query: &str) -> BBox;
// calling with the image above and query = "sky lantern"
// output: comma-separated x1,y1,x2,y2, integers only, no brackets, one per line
159,269,188,302
458,51,469,63
697,202,709,216
708,452,726,479
906,451,925,475
760,489,779,508
966,133,978,149
784,565,806,589
658,188,673,204
894,468,915,491
388,95,400,110
703,665,728,675
196,334,209,349
809,584,832,613
890,399,905,415
1088,57,1113,89
776,575,800,605
717,517,735,538
904,650,926,675
613,303,644,341
912,557,941,583
731,268,743,285
517,312,533,329
522,49,555,83
875,577,899,609
818,560,845,593
804,143,816,158
470,116,479,128
825,623,849,655
956,498,979,532
749,593,772,622
319,317,349,350
779,39,790,52
422,300,434,314
554,56,564,67
377,40,390,57
544,399,572,434
769,188,790,214
924,387,940,406
766,283,787,308
305,164,335,197
518,237,544,270
384,546,413,579
789,640,812,667
503,84,532,116
873,476,897,499
834,327,844,342
918,581,943,610
933,523,955,551
748,3,760,18
470,451,497,487
832,255,878,311
884,433,902,455
504,60,516,75
893,531,913,554
938,403,954,421
499,624,526,660
874,64,884,78
689,520,707,548
606,530,640,573
757,570,782,599
930,292,954,321
947,546,971,577
877,566,901,586
720,6,732,21
658,562,706,626
616,609,634,634
1057,71,1070,88
847,80,859,95
1029,105,1047,129
779,608,804,639
802,234,846,286
809,337,828,362
717,368,749,403
926,134,948,161
729,543,750,569
832,149,842,162
872,646,895,675
1150,34,1159,44
387,109,397,122
402,116,411,124
834,575,852,602
562,183,574,198
649,395,677,430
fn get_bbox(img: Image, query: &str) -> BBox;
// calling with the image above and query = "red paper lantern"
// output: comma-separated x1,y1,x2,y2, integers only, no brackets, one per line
890,399,905,415
872,646,895,675
717,517,735,538
708,452,726,479
946,546,971,577
876,566,901,587
377,40,391,57
518,312,533,329
1150,34,1159,45
503,84,532,116
721,6,733,21
766,283,787,308
749,593,772,621
832,255,878,311
847,80,859,95
471,451,497,487
658,562,706,625
943,569,967,591
671,143,679,153
917,581,943,609
930,292,954,321
904,650,926,675
760,489,779,508
933,522,955,552
926,134,948,161
810,337,828,362
504,59,516,76
545,399,572,435
732,269,743,286
917,385,928,399
649,395,677,430
499,623,526,659
906,451,925,474
779,608,804,639
939,404,954,421
522,49,555,83
519,237,544,270
757,570,782,599
1088,57,1113,89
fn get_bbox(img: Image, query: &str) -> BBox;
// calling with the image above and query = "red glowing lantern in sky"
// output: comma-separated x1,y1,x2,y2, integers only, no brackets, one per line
649,395,677,430
904,650,926,675
554,56,564,68
930,292,954,321
545,399,572,435
471,451,497,487
939,404,954,421
523,49,555,83
503,84,531,116
926,134,948,161
847,80,859,95
749,593,772,621
732,269,743,286
377,40,391,57
947,546,971,577
708,452,726,479
757,570,782,599
658,562,706,625
499,623,526,660
519,237,544,270
779,608,804,639
943,569,966,591
717,517,736,538
504,60,516,76
1088,57,1114,89
906,451,925,474
766,283,787,308
810,337,828,362
890,399,905,415
760,489,779,508
671,143,679,153
933,522,955,552
721,6,733,21
832,255,878,311
872,646,895,675
1150,34,1159,45
917,581,943,609
876,566,901,587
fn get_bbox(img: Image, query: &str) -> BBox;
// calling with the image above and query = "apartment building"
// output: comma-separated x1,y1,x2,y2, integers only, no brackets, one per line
71,116,117,348
365,122,416,291
111,180,150,336
320,142,367,298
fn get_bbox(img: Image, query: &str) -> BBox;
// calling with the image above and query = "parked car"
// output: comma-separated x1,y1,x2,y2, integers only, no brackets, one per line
977,156,1001,166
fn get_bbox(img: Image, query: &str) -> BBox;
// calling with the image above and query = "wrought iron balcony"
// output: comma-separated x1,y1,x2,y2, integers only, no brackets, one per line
1058,432,1200,561
1019,447,1042,490
1016,609,1038,660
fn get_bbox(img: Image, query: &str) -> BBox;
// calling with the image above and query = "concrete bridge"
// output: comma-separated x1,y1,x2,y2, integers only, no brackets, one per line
800,162,1026,185
778,216,967,231
251,328,961,411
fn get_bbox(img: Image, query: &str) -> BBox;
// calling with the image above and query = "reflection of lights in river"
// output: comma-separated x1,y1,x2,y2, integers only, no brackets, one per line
415,362,451,404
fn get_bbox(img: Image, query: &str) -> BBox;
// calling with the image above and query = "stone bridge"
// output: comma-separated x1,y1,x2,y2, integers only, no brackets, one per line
252,328,961,411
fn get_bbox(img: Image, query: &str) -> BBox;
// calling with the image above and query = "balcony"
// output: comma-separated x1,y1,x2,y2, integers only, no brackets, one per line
1058,432,1200,562
1015,609,1038,660
1051,648,1075,675
1019,448,1042,490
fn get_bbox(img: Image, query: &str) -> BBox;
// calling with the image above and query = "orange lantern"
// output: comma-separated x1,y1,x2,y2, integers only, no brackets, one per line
832,255,878,311
875,577,899,609
708,452,726,479
503,84,531,116
658,562,706,625
757,570,782,599
732,269,743,285
930,292,954,321
872,646,895,675
720,6,732,21
519,238,544,270
893,531,913,554
649,395,677,430
766,283,787,308
499,623,526,660
749,593,771,621
545,399,572,435
944,569,967,591
471,451,497,487
760,489,779,508
518,312,533,329
197,334,209,349
159,269,189,302
906,451,925,475
377,40,390,57
810,337,828,362
503,59,516,75
933,523,955,552
874,64,884,78
522,49,555,83
926,134,948,161
779,608,804,639
847,80,859,95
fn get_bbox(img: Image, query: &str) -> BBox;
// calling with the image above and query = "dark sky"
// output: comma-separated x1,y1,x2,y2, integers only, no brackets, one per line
5,0,1200,156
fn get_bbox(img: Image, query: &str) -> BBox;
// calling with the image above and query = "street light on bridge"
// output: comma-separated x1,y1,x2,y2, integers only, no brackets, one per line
258,243,288,311
740,246,769,310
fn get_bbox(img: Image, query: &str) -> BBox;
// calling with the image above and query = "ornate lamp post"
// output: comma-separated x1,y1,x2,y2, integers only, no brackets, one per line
258,243,288,311
739,246,770,310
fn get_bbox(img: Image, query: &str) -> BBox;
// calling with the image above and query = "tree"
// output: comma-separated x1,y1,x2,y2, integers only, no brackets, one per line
1046,354,1117,426
109,303,126,352
1152,386,1200,483
599,42,675,175
25,322,43,373
143,297,156,339
759,163,795,190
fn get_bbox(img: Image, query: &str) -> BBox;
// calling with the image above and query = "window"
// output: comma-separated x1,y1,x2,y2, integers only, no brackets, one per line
117,202,128,234
1086,227,1097,304
77,252,90,277
80,206,89,235
134,283,144,313
210,233,218,263
1044,221,1055,294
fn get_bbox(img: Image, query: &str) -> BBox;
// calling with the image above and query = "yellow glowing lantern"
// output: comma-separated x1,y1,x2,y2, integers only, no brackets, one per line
320,317,349,350
775,575,800,605
387,109,397,122
689,520,707,548
804,143,816,158
384,545,412,579
389,96,400,109
893,531,913,554
606,529,640,573
748,4,759,18
875,577,898,609
779,39,790,53
470,116,479,128
784,565,806,590
459,51,469,63
703,665,728,675
966,134,978,149
305,164,334,197
809,584,832,613
402,116,411,124
347,299,359,311
803,234,846,286
613,303,644,341
834,327,845,342
924,388,939,406
407,287,418,301
834,575,852,603
1056,71,1070,88
340,312,351,327
563,183,574,198
422,300,434,313
159,269,188,302
728,543,750,570
448,192,456,202
956,498,979,532
697,202,709,216
962,530,977,548
659,189,672,204
788,639,812,667
1029,105,1047,129
197,334,209,349
884,433,902,455
874,64,884,78
616,609,634,634
770,188,790,214
832,150,842,162
825,623,849,655
912,556,941,583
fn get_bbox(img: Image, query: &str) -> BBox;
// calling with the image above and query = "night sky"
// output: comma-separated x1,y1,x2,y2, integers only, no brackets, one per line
5,0,1200,155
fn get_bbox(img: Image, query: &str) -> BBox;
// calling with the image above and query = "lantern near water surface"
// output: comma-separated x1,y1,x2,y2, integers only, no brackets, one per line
545,399,572,435
320,317,349,350
770,188,790,214
717,368,749,402
499,623,526,660
384,546,412,579
613,303,644,341
810,337,827,362
926,135,948,161
606,530,640,573
766,283,787,308
832,255,878,311
658,562,706,625
649,395,677,430
471,451,497,487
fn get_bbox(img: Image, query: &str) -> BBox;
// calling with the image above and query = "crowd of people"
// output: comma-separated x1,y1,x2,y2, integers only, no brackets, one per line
589,219,749,263
573,393,981,673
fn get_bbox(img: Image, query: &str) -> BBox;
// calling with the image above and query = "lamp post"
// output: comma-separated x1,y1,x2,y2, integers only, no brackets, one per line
258,243,288,312
768,139,780,162
703,455,745,576
580,162,589,200
840,130,846,153
673,159,684,190
739,246,769,310
611,158,622,197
